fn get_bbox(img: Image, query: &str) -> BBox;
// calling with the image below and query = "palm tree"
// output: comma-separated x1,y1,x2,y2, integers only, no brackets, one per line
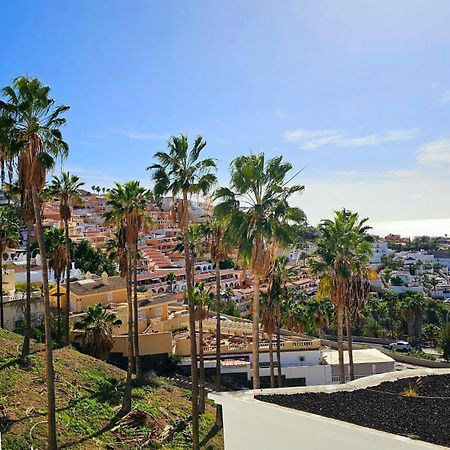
0,205,20,328
192,282,213,414
103,181,152,413
73,303,122,360
147,134,217,450
400,293,426,339
166,271,176,301
266,256,298,388
215,154,305,389
45,227,67,340
0,114,22,189
199,216,231,427
260,291,278,388
1,76,69,450
47,172,84,344
309,209,371,384
346,261,374,380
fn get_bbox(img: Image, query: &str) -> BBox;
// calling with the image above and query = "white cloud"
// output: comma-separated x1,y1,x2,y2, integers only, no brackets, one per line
417,139,450,164
284,128,420,150
112,129,168,141
295,173,450,227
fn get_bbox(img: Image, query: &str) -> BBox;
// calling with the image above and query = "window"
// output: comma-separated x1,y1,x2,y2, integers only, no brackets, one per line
155,307,163,317
107,292,113,302
299,356,305,362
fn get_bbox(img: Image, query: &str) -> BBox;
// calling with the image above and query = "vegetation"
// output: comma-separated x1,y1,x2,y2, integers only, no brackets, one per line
148,134,217,450
310,209,372,383
44,226,67,340
73,303,122,360
439,323,450,361
0,205,20,328
1,76,70,449
215,153,305,389
103,181,153,412
0,328,223,449
47,171,84,344
71,239,117,276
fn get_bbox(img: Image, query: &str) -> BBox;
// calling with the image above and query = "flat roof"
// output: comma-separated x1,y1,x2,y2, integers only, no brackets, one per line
322,348,394,365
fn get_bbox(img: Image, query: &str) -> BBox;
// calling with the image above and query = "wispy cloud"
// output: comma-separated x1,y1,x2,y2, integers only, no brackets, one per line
417,139,450,164
441,90,450,104
275,109,286,120
284,128,420,150
59,165,119,184
112,129,169,141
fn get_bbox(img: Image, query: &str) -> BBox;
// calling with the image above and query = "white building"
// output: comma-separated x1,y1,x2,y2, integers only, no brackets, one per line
370,241,392,266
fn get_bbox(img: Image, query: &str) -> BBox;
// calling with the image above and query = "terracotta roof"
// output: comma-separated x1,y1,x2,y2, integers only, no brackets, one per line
70,276,126,296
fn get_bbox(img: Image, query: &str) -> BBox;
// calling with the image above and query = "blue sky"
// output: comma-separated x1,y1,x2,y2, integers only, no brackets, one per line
2,0,450,231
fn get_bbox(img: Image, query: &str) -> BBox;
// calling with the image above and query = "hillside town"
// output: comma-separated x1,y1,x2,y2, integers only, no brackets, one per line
1,188,449,387
2,3,450,449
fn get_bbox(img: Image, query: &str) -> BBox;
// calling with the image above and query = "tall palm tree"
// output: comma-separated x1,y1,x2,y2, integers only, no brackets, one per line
215,154,305,389
346,263,375,380
73,303,122,360
260,291,278,388
103,181,152,413
45,227,67,340
1,76,69,450
192,282,213,414
267,256,298,387
199,216,231,427
47,172,84,344
0,205,20,328
147,134,216,450
310,209,371,384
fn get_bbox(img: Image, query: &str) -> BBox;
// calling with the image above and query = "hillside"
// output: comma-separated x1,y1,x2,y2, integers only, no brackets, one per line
0,329,223,449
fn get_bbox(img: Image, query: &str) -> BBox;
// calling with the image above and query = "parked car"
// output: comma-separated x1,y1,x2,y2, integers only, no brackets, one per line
213,315,232,322
388,341,412,352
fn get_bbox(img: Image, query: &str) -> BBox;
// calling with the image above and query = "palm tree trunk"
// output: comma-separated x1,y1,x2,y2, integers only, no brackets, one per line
56,278,61,342
121,250,134,415
252,275,261,389
63,219,71,345
345,305,355,381
182,193,199,450
337,304,345,384
0,254,3,329
276,319,282,388
198,301,205,414
269,334,275,388
133,251,141,379
215,263,223,427
31,185,57,450
21,224,32,358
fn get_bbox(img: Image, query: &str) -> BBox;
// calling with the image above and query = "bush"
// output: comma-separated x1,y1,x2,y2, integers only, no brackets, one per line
439,324,450,361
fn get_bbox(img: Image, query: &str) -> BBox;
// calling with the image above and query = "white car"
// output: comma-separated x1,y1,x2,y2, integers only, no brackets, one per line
388,341,412,352
213,315,232,322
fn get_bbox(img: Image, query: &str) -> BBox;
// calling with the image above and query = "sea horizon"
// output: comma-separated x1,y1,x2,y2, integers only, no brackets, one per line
370,217,450,239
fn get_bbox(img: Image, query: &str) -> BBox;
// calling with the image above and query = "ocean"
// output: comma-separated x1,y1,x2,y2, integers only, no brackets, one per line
370,218,450,238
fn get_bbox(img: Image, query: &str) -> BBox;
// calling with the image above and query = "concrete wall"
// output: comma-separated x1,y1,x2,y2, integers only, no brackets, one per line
211,369,450,450
2,298,44,331
111,331,173,356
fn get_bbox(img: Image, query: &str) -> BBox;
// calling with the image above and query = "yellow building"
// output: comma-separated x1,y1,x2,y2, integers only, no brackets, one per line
50,273,128,313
